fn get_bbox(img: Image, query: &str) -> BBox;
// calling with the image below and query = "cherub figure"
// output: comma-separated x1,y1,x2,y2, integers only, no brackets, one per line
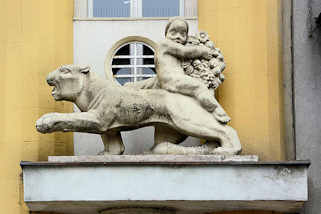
156,17,230,123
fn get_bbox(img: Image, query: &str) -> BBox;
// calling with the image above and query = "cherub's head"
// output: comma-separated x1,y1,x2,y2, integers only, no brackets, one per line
165,17,189,45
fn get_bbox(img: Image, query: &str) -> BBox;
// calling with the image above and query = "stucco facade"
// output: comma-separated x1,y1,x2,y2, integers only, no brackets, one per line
199,0,285,161
1,0,320,213
0,0,74,213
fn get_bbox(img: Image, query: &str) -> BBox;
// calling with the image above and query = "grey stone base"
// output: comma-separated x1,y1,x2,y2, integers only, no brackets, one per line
100,207,175,214
21,158,309,214
48,154,259,163
25,201,305,214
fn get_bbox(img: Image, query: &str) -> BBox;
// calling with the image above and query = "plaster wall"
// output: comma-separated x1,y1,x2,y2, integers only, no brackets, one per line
199,0,285,161
292,1,321,214
0,0,74,213
73,19,199,155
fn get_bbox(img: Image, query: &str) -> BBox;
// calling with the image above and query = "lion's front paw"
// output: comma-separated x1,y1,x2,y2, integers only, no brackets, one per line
36,113,60,133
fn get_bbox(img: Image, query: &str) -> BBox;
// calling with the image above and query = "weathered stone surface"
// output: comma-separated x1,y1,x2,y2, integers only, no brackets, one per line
100,208,175,214
21,160,309,214
48,155,259,163
36,18,242,156
35,64,241,156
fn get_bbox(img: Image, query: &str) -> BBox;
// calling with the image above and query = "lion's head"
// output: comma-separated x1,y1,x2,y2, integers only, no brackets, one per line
46,65,90,101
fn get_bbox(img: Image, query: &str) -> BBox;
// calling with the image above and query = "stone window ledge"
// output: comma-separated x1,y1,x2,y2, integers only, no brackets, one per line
21,155,310,214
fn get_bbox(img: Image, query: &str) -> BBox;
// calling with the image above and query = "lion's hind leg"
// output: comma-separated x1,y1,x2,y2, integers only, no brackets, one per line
99,132,125,155
172,115,241,155
151,125,189,154
210,126,241,155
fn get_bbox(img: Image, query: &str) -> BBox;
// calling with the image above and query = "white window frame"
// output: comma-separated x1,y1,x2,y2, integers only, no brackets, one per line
112,42,156,83
86,0,186,18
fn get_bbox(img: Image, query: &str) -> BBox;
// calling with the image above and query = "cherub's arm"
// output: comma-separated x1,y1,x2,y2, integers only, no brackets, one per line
161,39,212,59
159,71,211,99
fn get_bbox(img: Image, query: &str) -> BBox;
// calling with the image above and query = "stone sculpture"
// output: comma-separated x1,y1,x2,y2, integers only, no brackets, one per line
36,17,242,155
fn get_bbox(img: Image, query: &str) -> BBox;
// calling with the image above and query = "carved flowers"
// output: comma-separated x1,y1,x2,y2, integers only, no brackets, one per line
198,31,209,43
182,31,226,90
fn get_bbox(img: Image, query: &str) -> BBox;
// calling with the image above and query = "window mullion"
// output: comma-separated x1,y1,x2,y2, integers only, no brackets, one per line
179,0,185,17
130,0,141,17
137,0,142,17
114,55,154,59
134,43,137,82
87,0,93,17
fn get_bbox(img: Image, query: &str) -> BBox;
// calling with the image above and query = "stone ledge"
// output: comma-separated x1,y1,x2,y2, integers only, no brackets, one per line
48,154,259,163
21,158,309,214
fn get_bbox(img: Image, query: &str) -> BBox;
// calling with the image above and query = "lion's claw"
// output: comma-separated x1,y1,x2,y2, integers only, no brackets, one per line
35,113,60,133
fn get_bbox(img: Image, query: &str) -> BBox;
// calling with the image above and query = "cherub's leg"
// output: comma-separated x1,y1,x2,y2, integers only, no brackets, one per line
197,91,230,124
160,73,230,124
161,74,217,111
212,98,231,124
100,132,125,155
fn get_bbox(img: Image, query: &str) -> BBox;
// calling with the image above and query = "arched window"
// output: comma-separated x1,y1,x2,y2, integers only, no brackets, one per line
111,41,156,85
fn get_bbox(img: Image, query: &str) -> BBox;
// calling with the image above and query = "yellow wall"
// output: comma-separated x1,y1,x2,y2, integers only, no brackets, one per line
199,0,285,161
0,0,286,213
0,0,74,213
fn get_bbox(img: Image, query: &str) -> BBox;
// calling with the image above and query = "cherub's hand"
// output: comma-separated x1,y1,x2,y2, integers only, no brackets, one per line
202,47,218,60
203,52,212,60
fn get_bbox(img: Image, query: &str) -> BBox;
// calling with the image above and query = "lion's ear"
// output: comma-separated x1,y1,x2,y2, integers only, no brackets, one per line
80,66,90,74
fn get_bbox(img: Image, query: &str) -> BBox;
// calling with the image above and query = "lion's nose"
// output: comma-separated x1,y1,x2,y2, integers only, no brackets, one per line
46,73,55,86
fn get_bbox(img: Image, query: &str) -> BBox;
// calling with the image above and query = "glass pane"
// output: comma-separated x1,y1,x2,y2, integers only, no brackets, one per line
143,58,154,65
112,67,131,75
142,0,179,17
93,0,130,17
116,77,132,85
112,58,130,65
142,67,155,75
115,44,130,55
143,44,154,55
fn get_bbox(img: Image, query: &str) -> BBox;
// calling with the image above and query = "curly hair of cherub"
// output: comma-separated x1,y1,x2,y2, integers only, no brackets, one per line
164,17,189,37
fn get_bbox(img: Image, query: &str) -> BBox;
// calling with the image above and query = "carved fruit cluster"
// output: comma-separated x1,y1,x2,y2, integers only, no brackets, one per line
182,32,226,90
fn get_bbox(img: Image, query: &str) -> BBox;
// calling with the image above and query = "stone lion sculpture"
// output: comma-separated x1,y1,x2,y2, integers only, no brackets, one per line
36,65,241,155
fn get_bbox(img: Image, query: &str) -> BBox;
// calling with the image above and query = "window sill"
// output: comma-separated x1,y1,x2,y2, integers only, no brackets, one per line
21,156,309,214
73,16,198,21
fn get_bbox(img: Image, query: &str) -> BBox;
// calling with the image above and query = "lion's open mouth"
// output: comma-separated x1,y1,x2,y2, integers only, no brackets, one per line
47,80,59,96
52,86,57,95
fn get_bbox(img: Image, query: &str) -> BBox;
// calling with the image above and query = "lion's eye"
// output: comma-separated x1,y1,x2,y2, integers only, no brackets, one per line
60,68,71,73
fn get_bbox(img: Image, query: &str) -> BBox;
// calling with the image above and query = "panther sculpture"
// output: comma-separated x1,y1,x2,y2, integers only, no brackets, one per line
36,65,241,155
